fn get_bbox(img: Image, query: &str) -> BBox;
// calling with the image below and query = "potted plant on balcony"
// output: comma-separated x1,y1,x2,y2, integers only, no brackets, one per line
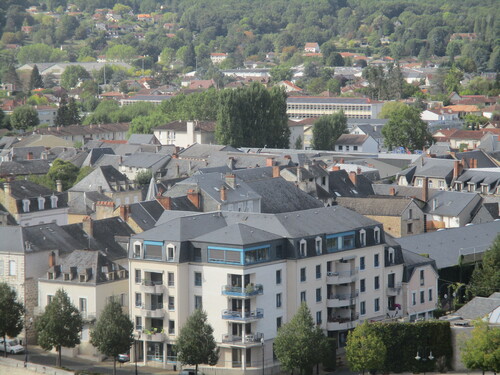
245,283,255,294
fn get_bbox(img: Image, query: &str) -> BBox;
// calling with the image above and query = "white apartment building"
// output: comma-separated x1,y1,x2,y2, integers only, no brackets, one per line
287,97,384,120
128,207,435,373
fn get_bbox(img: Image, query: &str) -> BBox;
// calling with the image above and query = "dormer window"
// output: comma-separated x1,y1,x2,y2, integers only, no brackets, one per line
38,197,45,210
167,245,175,261
481,184,489,194
315,237,322,255
64,273,70,281
22,199,30,213
108,272,115,280
299,239,307,257
79,274,86,282
50,195,58,208
133,243,141,258
119,270,126,278
374,227,381,244
48,272,54,280
359,229,366,247
388,247,395,264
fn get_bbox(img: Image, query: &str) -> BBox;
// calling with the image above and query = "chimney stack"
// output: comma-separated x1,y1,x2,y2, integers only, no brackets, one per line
453,160,461,179
349,171,357,186
49,251,56,267
119,205,130,221
227,157,235,169
389,187,396,196
187,189,200,208
95,201,115,219
220,186,227,201
266,157,274,167
422,177,428,202
156,196,171,210
272,166,280,178
3,182,11,195
82,216,93,238
332,165,340,171
56,180,63,193
225,174,236,189
27,152,33,160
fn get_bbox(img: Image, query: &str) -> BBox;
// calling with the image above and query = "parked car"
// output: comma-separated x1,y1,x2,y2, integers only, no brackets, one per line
179,369,205,375
118,353,130,363
0,338,24,354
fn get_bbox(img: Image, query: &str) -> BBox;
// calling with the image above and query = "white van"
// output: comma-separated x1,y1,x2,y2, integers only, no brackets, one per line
0,338,24,354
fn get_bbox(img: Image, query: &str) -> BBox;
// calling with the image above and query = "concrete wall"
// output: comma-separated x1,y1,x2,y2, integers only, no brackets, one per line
451,326,473,371
0,357,73,375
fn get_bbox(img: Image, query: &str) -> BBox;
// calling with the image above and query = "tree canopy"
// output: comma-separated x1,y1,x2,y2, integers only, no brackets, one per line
381,105,433,152
61,65,91,89
461,319,500,374
216,83,290,148
0,283,24,357
468,234,500,297
10,105,39,131
274,303,329,375
36,289,83,367
175,309,219,374
346,321,387,375
312,112,347,150
90,300,134,375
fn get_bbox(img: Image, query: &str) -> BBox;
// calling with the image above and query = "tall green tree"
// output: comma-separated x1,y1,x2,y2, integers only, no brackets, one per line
56,97,80,126
274,303,329,375
29,64,44,90
2,65,21,90
381,105,433,152
60,65,91,89
0,283,24,357
175,309,219,374
216,83,290,148
90,301,134,375
346,321,387,375
36,289,83,367
270,65,293,82
444,66,464,94
312,112,347,150
10,105,39,131
461,319,500,374
468,234,500,297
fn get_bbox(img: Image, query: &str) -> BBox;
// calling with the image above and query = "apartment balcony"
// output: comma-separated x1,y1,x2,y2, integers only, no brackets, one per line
80,311,97,321
221,284,263,298
142,329,166,342
139,280,165,294
140,303,164,318
221,332,263,347
326,314,359,331
326,269,357,284
387,283,402,296
221,308,264,322
327,292,358,308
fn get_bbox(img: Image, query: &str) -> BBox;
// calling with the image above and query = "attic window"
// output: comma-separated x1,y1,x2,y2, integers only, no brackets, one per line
64,273,70,281
388,247,395,264
22,199,30,213
374,227,381,244
38,197,45,210
51,195,58,208
108,272,115,280
299,239,307,257
481,184,488,194
315,237,322,255
48,272,54,280
359,229,366,247
79,274,86,282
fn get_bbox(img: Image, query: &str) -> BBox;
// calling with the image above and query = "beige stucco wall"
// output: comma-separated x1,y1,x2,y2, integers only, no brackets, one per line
366,215,401,237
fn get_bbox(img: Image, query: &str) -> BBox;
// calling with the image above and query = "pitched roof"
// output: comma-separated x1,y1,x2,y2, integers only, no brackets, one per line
31,123,130,137
193,223,282,245
70,165,130,193
336,196,414,216
154,120,216,132
335,134,369,145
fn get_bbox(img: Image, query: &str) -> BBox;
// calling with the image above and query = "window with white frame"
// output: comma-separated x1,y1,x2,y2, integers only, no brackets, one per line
50,195,58,208
315,237,322,255
38,197,45,210
8,260,16,276
167,245,175,261
374,227,381,244
359,229,366,247
133,243,141,258
299,239,307,257
360,301,366,315
22,199,30,213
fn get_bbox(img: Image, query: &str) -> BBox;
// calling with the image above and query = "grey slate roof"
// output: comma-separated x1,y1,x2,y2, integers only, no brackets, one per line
70,166,131,193
453,295,500,320
128,134,159,145
425,190,481,217
395,221,500,269
335,134,369,146
400,249,438,283
178,143,241,159
193,223,283,245
246,177,324,213
0,159,51,177
121,152,170,170
82,148,115,167
336,196,414,216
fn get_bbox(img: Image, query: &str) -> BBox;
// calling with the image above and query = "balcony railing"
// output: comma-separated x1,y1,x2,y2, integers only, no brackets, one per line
387,283,402,295
140,280,165,293
140,303,164,318
221,332,263,344
80,311,97,321
147,355,164,362
221,308,264,321
326,269,358,283
222,284,264,297
328,291,359,300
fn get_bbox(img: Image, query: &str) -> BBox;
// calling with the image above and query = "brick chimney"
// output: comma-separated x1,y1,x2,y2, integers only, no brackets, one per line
332,165,340,171
27,152,33,160
119,205,130,221
266,157,274,167
422,177,428,202
272,166,280,178
453,160,461,179
340,158,345,164
227,157,235,169
3,182,11,195
349,171,357,186
82,216,93,238
187,189,200,208
225,174,236,189
389,187,396,196
220,186,227,201
156,196,171,210
49,251,56,267
56,180,63,193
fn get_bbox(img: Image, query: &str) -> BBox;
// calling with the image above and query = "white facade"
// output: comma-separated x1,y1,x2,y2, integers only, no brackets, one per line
154,122,216,148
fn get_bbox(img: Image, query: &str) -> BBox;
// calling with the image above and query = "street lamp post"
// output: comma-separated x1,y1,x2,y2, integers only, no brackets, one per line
135,332,141,375
260,337,264,375
415,349,434,375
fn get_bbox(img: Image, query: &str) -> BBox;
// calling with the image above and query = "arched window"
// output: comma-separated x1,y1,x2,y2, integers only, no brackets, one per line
359,229,366,247
299,239,307,257
374,227,381,244
315,237,322,255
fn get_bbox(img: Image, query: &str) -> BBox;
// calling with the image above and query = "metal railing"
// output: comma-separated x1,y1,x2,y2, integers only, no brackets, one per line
221,332,263,343
221,284,263,297
221,308,264,320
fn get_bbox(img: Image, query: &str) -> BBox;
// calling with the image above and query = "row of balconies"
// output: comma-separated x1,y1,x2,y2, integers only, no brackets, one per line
221,284,264,298
221,308,264,322
221,332,263,346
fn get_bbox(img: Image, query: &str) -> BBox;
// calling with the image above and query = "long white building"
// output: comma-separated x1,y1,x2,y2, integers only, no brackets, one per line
128,206,437,373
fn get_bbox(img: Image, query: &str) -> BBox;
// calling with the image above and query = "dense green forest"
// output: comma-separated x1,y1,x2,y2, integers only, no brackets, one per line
0,0,498,76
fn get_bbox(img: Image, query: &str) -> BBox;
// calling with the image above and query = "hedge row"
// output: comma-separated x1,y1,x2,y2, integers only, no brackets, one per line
371,321,453,373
